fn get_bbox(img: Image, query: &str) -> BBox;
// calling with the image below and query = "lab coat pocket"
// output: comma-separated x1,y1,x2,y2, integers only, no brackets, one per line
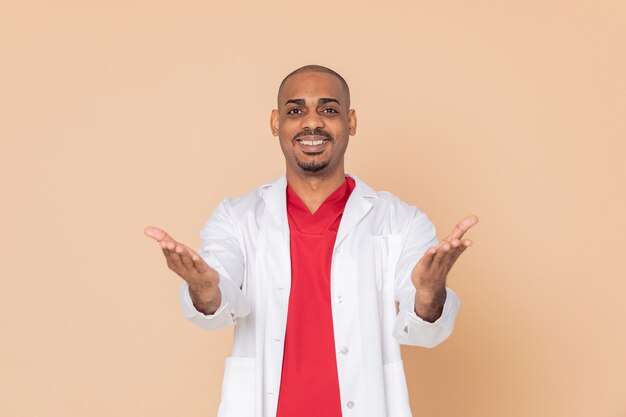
374,234,404,293
383,360,412,417
217,356,255,417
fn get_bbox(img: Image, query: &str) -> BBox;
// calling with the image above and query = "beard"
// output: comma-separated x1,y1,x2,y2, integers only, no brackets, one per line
290,128,334,173
295,157,330,173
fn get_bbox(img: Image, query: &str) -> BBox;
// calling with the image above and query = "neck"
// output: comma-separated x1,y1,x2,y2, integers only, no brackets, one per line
286,167,347,214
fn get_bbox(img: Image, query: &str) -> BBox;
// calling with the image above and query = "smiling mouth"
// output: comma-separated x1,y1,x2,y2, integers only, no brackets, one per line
299,139,326,146
294,136,331,154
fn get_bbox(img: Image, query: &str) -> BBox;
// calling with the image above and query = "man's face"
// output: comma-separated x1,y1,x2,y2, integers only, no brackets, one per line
270,72,356,177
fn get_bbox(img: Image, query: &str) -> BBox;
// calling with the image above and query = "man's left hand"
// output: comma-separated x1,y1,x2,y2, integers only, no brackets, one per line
411,215,479,322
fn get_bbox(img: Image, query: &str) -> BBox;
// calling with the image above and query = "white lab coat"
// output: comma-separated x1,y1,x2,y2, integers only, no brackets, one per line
179,174,460,417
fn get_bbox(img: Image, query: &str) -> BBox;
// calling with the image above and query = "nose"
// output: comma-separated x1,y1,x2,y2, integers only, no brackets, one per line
300,110,325,130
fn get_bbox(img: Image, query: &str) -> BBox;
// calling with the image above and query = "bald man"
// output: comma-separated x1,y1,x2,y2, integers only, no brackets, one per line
145,65,478,417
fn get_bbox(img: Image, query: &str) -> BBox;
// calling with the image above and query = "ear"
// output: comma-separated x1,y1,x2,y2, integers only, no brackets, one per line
348,109,357,136
270,109,279,136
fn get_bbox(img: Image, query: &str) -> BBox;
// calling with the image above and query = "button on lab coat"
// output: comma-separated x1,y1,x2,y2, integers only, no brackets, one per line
179,174,460,417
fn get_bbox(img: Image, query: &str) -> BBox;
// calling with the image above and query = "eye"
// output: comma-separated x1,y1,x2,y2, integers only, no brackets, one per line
286,108,303,115
322,108,338,114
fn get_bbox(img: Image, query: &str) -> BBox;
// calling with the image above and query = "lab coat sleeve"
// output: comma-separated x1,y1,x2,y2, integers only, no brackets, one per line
178,199,251,330
392,208,461,348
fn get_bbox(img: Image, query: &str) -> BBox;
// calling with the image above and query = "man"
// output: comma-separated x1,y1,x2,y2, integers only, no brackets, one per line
144,65,478,417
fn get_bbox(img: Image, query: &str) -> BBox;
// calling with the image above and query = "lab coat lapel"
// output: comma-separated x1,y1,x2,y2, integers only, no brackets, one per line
335,174,378,248
257,176,291,417
260,175,291,288
261,175,288,229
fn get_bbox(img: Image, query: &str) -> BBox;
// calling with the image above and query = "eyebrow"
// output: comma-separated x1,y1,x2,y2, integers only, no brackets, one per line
284,98,341,106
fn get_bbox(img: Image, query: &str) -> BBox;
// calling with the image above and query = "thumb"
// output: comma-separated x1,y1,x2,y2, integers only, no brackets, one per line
144,226,168,242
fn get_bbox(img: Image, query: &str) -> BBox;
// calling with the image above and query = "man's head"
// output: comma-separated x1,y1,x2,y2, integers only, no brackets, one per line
277,65,351,109
271,65,357,178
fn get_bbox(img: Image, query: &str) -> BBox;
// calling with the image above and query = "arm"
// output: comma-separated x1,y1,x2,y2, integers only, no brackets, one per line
145,199,250,330
411,214,478,321
392,210,477,347
185,199,251,329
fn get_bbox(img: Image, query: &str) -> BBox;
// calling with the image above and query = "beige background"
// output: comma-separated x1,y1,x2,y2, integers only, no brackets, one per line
1,1,625,416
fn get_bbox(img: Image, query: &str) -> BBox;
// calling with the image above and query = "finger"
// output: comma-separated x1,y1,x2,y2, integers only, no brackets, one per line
178,243,204,268
442,239,473,271
443,238,462,263
160,238,177,251
161,247,175,269
445,215,479,242
446,242,464,267
192,255,210,273
446,242,469,269
164,247,185,271
148,229,182,255
144,226,170,242
419,247,437,269
433,241,452,267
177,244,194,269
181,243,199,258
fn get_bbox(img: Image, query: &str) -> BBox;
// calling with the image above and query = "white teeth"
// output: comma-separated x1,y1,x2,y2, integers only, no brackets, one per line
300,140,325,146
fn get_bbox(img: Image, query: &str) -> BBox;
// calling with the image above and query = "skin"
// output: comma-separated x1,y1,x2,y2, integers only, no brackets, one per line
143,227,221,314
270,71,356,213
144,70,479,321
411,216,478,321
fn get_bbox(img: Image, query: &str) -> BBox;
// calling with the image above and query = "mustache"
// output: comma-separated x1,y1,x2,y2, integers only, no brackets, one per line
292,129,334,142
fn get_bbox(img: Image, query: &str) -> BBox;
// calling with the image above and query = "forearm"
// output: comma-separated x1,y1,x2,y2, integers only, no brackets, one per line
189,285,222,315
394,287,459,347
414,286,446,323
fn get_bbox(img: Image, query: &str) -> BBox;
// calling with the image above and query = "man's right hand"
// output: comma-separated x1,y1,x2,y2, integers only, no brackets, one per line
144,226,222,314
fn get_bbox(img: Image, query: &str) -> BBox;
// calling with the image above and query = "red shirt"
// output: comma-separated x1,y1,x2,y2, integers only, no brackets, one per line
276,177,356,417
